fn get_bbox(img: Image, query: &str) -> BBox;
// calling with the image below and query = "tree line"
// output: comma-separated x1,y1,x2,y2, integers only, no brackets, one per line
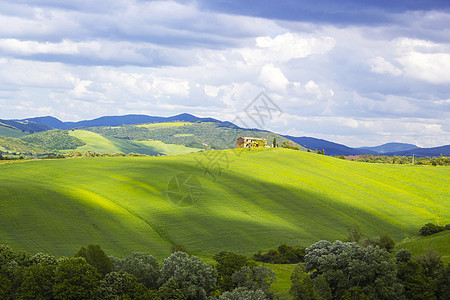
0,244,276,299
338,154,449,166
1,223,449,299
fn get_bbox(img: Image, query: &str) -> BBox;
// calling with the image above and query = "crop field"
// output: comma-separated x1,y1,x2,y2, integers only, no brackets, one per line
67,129,201,155
0,148,448,260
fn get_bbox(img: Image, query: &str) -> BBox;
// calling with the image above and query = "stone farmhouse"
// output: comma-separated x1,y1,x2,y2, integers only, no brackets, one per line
236,137,268,148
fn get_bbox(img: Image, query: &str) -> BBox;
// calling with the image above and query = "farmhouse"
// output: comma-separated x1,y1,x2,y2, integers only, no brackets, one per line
236,137,268,148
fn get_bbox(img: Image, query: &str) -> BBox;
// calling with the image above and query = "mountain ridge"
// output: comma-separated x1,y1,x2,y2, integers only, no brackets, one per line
359,142,419,153
1,114,448,157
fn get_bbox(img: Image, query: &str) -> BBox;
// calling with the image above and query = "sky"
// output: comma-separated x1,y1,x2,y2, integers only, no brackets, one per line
0,0,449,147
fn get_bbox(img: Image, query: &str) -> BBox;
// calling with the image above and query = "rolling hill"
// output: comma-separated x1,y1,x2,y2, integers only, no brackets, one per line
0,120,302,157
0,148,448,259
67,130,202,156
2,114,448,156
396,231,450,263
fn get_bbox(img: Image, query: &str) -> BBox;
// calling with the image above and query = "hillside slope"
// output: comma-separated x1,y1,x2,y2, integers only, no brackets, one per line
396,231,450,263
67,130,202,156
0,148,448,259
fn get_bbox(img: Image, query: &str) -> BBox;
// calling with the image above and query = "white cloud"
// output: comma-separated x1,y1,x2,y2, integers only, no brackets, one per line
304,81,323,99
0,1,449,148
239,32,335,66
397,52,450,84
258,64,289,92
369,56,402,76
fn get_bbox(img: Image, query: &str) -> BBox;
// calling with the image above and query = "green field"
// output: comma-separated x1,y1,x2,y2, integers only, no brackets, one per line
67,130,201,155
396,230,450,263
0,148,448,261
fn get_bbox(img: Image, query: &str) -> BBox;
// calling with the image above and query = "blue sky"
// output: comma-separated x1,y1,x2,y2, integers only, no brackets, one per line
0,0,449,147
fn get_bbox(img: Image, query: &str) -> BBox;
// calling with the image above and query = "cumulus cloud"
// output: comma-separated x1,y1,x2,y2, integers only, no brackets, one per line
0,0,449,148
258,64,289,92
398,52,450,84
369,57,402,76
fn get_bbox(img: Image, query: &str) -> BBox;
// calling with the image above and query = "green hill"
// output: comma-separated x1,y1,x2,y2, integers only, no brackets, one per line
86,121,303,150
0,121,303,157
396,231,450,263
0,123,28,138
67,130,202,156
0,148,448,259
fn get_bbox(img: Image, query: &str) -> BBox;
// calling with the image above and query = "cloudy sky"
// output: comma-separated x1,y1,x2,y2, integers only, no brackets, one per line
0,0,449,147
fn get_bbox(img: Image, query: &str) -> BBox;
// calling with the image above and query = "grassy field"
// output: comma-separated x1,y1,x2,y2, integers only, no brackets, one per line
396,230,450,263
0,148,448,262
67,130,201,155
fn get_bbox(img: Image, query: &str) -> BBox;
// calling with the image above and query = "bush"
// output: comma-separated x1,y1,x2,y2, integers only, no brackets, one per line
396,249,412,263
419,223,444,236
253,244,305,264
219,287,267,300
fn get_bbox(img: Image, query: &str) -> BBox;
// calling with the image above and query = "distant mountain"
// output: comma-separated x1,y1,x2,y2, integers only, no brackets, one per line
359,142,418,153
20,113,229,129
0,119,51,133
4,114,448,157
282,136,450,157
384,145,450,157
22,116,67,129
282,135,377,156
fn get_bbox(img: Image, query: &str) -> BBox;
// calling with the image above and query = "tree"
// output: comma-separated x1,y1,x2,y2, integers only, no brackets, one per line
0,271,13,299
30,252,58,266
304,240,402,299
75,244,112,276
437,262,450,300
213,250,252,292
171,244,187,253
0,244,16,267
312,275,332,300
346,224,362,243
420,223,444,236
119,252,160,289
53,257,101,300
158,278,186,300
397,259,436,299
97,271,152,299
415,247,443,278
231,265,275,298
18,263,57,299
373,233,395,252
395,249,412,263
272,137,277,148
158,252,217,300
219,287,268,300
289,264,316,300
